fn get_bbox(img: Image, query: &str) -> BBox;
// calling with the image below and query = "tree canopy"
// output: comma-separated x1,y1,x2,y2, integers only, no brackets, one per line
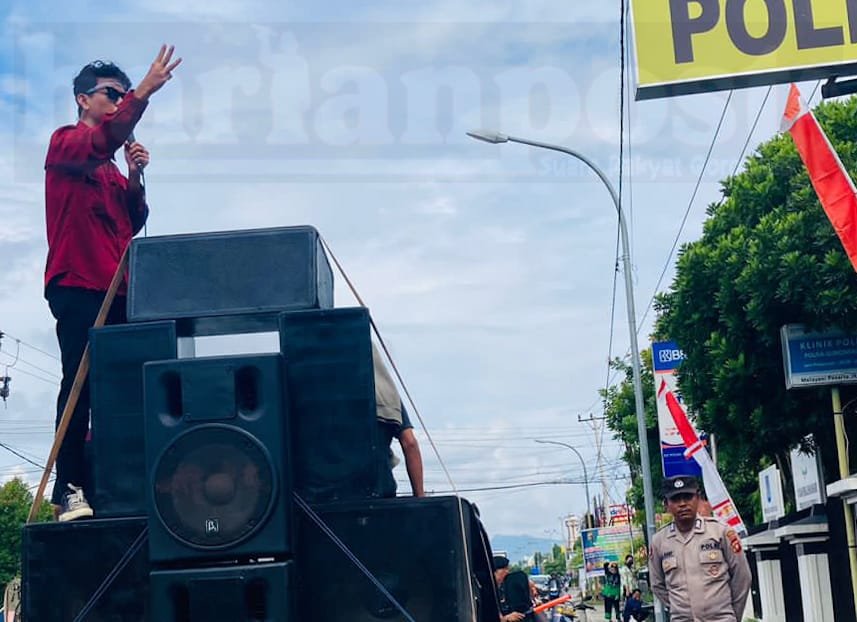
651,96,857,521
0,478,53,587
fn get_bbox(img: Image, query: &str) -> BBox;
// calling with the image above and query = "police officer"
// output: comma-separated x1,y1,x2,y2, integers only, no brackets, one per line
648,476,751,622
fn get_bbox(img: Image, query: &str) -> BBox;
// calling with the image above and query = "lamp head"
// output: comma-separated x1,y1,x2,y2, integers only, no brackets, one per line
466,129,509,144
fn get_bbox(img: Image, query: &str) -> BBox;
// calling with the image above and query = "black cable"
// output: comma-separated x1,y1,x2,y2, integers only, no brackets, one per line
635,91,734,333
0,366,58,386
0,352,60,380
71,527,148,622
294,494,416,622
634,79,821,338
0,442,45,471
427,480,589,494
0,331,58,361
731,85,772,178
809,79,823,104
603,0,625,412
624,1,635,250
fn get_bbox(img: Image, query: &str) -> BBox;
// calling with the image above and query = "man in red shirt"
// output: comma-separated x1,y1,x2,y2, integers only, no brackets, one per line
44,46,181,521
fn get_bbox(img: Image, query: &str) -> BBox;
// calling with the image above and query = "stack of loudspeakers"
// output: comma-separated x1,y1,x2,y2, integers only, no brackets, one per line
21,225,499,622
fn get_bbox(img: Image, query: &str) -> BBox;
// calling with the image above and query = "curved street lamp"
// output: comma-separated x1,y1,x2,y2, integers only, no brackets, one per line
468,129,660,619
535,439,592,528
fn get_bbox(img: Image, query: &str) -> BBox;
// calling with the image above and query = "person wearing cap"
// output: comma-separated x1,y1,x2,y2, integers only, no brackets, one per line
648,476,751,622
492,555,534,622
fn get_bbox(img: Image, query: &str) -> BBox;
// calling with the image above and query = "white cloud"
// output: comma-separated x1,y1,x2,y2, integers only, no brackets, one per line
0,0,788,543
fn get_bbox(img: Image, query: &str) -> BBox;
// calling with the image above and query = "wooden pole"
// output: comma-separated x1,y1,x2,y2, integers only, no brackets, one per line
28,248,130,523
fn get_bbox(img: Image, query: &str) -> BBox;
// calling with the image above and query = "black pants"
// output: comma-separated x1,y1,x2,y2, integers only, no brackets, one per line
604,596,620,620
46,284,126,505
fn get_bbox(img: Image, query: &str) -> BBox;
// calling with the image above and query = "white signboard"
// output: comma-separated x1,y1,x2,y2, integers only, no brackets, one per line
759,465,786,522
790,437,824,511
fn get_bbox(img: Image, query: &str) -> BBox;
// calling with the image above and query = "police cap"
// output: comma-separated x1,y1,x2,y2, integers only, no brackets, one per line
662,475,700,499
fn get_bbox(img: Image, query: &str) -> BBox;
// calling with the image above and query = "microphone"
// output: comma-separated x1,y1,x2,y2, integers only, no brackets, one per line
126,131,145,172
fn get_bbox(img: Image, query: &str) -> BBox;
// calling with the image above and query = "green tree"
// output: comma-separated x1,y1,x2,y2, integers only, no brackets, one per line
654,96,857,523
0,478,53,586
601,350,664,518
542,544,567,575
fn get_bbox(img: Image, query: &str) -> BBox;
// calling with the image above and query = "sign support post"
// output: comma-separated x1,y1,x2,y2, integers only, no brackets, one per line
832,386,857,614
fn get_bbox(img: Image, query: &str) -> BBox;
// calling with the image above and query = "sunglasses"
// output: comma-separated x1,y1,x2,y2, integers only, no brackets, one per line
85,85,126,103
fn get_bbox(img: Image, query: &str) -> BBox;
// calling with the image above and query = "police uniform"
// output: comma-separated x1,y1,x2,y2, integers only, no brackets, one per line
648,478,752,622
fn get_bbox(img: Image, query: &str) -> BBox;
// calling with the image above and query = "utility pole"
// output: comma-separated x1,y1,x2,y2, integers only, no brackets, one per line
579,413,611,520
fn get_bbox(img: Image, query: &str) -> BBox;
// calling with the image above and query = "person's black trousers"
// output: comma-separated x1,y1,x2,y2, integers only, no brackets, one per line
46,284,126,505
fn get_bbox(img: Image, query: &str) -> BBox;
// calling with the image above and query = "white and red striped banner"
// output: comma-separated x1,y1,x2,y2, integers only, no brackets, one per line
657,380,747,535
783,83,857,272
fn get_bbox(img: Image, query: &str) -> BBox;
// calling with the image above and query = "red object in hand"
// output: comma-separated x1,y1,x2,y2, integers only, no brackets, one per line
532,594,571,614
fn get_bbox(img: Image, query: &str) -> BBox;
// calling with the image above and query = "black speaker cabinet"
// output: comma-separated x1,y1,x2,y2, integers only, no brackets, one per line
128,226,334,336
150,561,294,622
295,496,500,622
22,517,149,622
278,307,383,502
90,320,179,517
144,354,291,564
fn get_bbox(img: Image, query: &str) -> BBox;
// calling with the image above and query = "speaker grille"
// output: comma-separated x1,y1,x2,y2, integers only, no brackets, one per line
152,424,276,549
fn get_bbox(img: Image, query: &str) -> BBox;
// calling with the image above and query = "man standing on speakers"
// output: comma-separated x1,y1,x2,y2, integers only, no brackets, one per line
373,344,424,498
43,45,181,521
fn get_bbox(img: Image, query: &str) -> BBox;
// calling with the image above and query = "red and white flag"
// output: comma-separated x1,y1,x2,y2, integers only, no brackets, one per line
782,83,857,272
658,380,747,535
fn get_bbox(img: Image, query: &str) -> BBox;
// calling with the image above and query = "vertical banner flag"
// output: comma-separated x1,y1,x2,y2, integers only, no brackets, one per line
782,83,857,272
652,341,701,479
652,341,746,535
657,379,747,535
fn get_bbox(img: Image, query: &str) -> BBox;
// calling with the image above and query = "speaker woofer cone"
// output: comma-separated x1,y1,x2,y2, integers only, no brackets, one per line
152,424,277,549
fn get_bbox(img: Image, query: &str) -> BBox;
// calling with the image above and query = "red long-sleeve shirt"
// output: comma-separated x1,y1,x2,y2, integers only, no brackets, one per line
44,91,149,295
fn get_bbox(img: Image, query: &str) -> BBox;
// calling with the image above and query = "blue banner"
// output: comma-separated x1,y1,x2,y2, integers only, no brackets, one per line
781,324,857,388
652,339,702,479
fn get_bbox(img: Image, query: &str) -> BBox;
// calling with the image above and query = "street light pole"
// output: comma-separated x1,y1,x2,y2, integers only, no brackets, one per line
535,439,592,528
469,130,661,622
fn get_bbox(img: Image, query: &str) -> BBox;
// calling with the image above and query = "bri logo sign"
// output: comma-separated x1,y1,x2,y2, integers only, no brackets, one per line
652,341,686,372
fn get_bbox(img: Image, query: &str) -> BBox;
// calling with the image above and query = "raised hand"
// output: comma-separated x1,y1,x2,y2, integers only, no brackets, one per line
135,44,182,101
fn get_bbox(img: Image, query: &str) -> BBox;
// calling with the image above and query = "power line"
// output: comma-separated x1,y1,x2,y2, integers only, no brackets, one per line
0,441,46,471
0,365,59,386
635,90,734,334
808,79,823,104
0,331,59,362
0,352,60,380
601,0,628,419
730,85,772,178
633,79,822,341
426,480,577,494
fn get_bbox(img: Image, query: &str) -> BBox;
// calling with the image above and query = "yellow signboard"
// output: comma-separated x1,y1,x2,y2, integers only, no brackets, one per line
631,0,857,100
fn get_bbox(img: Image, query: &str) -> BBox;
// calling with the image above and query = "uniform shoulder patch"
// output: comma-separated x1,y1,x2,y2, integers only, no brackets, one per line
654,522,672,535
725,528,743,554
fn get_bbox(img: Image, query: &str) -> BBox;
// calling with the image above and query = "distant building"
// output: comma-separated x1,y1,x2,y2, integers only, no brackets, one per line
564,515,580,550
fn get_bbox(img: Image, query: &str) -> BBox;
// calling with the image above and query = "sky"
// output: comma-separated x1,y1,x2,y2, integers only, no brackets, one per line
0,1,828,545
